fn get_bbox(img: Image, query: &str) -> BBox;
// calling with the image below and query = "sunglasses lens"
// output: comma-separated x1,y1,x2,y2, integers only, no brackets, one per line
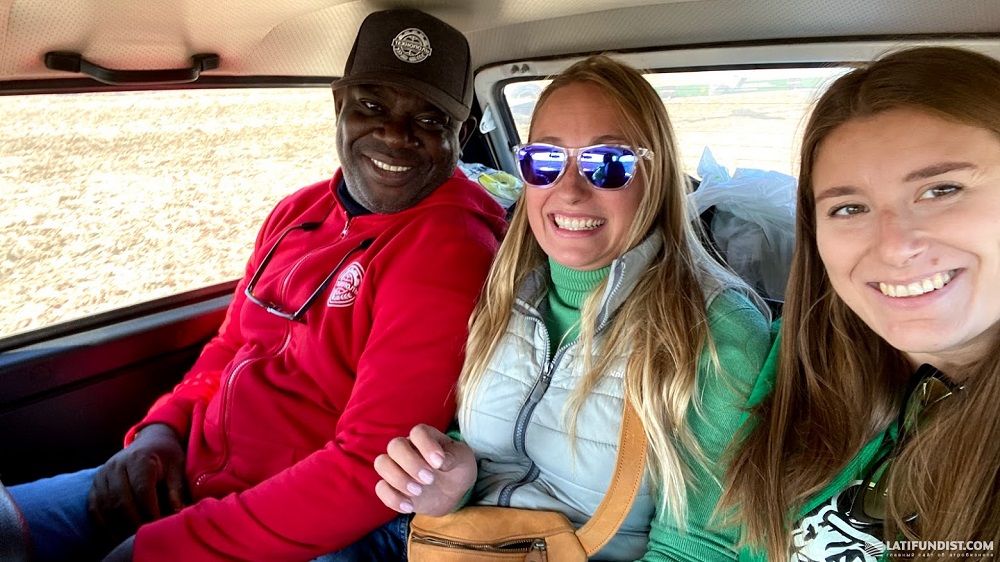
862,456,890,520
844,451,890,527
580,146,638,189
517,145,566,186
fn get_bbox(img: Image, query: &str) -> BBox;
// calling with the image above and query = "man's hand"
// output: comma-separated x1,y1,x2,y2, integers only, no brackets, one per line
88,423,188,543
102,535,134,562
374,424,476,517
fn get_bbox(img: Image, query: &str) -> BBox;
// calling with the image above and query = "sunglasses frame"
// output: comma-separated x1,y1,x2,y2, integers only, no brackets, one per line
245,215,374,324
845,365,963,528
513,142,652,190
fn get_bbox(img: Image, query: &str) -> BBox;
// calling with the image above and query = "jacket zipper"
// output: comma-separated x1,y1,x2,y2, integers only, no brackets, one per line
194,232,370,489
192,330,292,489
193,202,362,490
191,356,251,490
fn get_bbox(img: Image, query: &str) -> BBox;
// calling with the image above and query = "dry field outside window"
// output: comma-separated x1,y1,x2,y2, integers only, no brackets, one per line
1,88,338,338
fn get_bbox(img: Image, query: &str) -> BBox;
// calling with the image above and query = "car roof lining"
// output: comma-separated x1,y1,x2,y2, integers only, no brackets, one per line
2,0,999,84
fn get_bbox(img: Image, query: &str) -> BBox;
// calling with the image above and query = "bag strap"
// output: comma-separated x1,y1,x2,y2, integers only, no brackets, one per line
576,398,648,555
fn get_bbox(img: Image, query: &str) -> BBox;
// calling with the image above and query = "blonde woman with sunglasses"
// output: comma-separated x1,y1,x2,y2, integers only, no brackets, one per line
723,46,1000,561
367,55,771,561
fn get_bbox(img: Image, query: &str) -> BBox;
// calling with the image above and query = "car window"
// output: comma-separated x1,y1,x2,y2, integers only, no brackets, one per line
1,87,338,339
502,66,850,178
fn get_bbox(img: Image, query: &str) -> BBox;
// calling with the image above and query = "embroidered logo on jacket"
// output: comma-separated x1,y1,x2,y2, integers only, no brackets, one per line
328,262,364,307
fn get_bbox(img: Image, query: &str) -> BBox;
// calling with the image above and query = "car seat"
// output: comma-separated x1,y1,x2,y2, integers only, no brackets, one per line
598,160,626,188
0,480,31,561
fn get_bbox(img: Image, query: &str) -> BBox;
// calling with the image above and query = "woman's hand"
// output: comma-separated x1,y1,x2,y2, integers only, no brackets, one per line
374,424,476,517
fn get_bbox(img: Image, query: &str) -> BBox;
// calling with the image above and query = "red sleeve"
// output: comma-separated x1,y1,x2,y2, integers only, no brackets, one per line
133,210,501,561
123,201,286,447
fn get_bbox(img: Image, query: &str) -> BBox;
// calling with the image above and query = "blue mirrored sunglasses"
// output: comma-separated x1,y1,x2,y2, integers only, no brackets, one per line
513,143,652,190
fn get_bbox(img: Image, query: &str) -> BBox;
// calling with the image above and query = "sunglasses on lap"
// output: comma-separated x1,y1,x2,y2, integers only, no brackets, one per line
513,143,652,190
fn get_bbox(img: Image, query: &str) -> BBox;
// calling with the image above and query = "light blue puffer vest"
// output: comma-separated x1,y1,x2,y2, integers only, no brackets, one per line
461,234,725,561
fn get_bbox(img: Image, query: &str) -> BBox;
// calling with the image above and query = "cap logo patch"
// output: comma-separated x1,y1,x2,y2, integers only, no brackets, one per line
391,28,432,63
328,261,365,308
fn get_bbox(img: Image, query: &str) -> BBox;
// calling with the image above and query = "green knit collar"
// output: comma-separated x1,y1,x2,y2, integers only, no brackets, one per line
548,258,610,308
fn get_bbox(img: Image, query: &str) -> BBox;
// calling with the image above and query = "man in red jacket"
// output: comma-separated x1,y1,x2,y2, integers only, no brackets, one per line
9,9,506,561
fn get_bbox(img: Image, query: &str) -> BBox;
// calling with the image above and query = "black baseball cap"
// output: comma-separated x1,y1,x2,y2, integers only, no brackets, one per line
332,9,473,122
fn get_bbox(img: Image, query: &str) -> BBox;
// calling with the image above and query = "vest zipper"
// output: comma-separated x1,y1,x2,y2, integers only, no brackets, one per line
497,261,628,506
497,318,571,505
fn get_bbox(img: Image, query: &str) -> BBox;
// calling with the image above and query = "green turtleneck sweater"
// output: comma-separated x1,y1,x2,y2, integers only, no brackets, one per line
544,258,610,356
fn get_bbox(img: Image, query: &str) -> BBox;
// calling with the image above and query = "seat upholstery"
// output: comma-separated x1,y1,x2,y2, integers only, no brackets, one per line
0,480,32,561
601,160,626,187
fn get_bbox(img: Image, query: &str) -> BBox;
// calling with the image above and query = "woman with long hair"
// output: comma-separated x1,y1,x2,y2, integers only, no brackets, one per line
370,54,771,560
724,46,1000,561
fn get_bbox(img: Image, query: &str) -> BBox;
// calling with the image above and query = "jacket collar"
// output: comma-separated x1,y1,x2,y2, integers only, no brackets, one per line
515,233,663,325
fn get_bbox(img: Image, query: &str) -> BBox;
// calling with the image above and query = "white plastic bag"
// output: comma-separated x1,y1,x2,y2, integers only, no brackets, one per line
689,148,796,300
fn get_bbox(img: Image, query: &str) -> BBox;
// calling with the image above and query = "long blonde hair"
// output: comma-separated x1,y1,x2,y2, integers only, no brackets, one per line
458,54,756,522
723,46,1000,560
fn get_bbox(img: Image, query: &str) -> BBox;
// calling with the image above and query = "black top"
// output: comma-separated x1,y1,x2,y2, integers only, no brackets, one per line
337,178,372,217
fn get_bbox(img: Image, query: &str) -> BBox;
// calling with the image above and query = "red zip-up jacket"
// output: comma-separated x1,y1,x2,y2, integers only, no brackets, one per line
128,169,506,560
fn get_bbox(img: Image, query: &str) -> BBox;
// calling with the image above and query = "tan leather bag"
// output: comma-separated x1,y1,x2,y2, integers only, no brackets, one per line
409,506,583,561
407,401,647,562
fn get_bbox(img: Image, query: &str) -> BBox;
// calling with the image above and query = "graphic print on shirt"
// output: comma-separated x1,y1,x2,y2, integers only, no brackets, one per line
791,481,885,562
328,261,364,307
